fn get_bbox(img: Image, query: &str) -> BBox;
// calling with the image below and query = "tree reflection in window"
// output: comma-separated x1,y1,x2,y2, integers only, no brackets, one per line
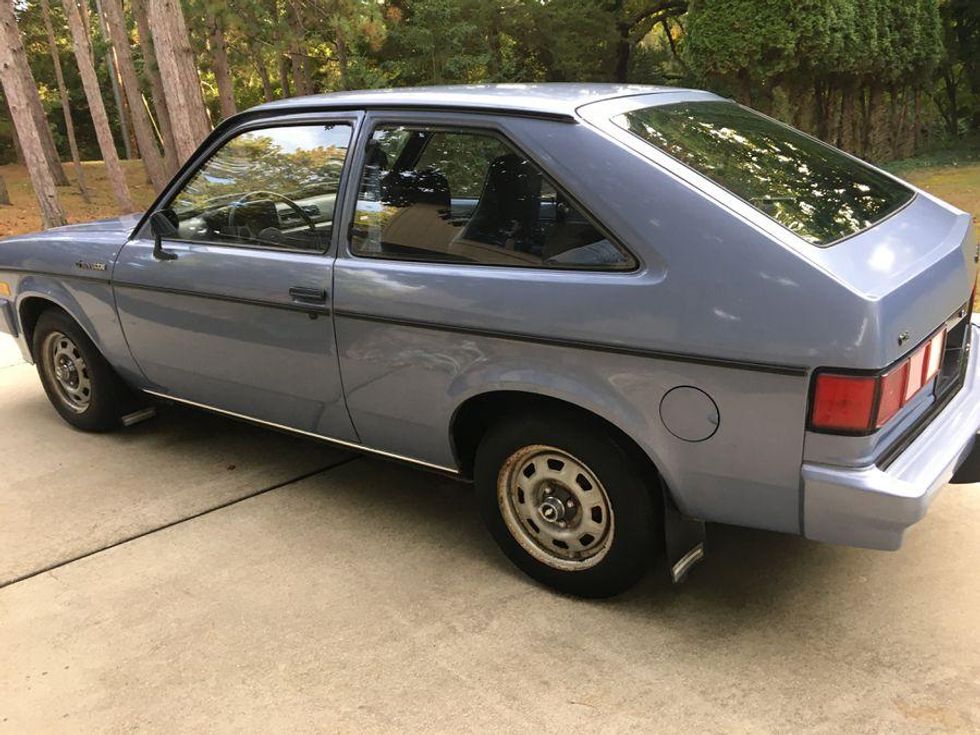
170,124,351,250
616,101,913,247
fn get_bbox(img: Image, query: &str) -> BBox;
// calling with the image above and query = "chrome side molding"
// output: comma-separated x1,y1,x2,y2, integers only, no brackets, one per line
142,389,460,475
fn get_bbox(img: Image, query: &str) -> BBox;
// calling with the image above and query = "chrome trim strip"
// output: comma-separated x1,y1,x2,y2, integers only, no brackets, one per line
142,389,460,475
670,542,705,583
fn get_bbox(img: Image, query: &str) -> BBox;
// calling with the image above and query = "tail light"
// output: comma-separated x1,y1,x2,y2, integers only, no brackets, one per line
809,327,947,434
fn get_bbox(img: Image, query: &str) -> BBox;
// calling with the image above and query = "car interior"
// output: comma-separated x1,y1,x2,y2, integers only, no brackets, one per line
352,127,632,268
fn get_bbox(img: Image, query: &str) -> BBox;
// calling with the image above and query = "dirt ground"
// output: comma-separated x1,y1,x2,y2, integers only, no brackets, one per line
1,159,978,238
0,160,156,237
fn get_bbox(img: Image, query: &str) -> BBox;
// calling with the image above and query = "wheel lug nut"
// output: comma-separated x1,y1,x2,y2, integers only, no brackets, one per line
566,500,575,508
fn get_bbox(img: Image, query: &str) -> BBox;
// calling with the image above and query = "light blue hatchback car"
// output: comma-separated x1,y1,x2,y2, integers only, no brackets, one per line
2,84,978,597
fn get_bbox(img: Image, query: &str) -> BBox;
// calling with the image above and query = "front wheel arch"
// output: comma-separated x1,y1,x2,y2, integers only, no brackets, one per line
18,296,65,361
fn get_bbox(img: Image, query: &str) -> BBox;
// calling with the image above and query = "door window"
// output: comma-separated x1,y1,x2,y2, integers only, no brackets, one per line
350,126,635,270
168,123,353,251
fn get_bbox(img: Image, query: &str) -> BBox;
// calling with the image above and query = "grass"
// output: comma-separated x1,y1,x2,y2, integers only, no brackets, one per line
893,162,980,226
0,160,156,237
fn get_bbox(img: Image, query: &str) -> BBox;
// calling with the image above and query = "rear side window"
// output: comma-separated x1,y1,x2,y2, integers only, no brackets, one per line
350,126,635,270
614,101,914,246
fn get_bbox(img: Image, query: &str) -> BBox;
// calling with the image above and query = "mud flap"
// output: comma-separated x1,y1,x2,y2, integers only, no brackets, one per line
662,490,705,583
950,435,980,484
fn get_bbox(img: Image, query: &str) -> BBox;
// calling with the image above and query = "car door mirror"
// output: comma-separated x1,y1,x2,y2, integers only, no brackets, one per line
149,210,179,261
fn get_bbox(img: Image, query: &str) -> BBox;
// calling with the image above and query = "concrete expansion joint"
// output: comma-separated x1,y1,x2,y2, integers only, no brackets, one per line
0,455,360,592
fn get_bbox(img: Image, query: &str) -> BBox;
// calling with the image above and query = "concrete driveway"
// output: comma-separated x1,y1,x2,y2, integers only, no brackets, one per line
1,335,979,733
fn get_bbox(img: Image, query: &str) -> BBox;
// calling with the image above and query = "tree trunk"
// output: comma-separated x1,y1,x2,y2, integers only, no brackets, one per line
146,0,211,165
23,64,70,186
62,0,135,212
132,0,177,175
206,8,237,119
101,0,169,192
0,174,11,206
92,0,133,160
40,0,90,202
78,0,94,64
287,1,311,94
613,25,630,84
278,53,291,98
5,94,25,163
334,26,349,90
256,54,274,102
813,79,830,142
486,9,500,80
913,89,922,154
0,0,67,227
103,0,170,194
6,1,69,186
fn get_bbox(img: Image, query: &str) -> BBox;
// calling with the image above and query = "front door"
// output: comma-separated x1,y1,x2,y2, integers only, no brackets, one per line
113,117,359,440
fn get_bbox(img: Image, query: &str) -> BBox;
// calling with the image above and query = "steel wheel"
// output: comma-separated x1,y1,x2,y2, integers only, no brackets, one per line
41,330,92,413
497,444,615,571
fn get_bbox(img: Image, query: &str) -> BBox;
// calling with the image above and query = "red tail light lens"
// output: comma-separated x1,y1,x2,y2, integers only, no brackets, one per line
904,345,927,400
875,362,908,428
811,374,877,431
810,326,948,434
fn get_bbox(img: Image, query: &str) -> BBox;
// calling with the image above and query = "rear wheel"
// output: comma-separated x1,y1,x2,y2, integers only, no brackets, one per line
33,309,131,432
475,413,659,598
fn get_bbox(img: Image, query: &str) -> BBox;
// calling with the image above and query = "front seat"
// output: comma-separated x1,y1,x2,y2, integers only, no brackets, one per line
375,168,456,258
451,153,543,264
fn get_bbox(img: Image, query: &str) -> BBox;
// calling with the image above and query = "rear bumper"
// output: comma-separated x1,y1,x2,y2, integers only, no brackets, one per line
803,320,980,550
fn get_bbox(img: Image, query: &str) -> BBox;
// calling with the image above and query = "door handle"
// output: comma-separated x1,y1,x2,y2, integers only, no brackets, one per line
289,286,328,304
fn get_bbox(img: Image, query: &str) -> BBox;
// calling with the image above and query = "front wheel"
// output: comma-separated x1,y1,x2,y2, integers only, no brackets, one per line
33,309,131,432
475,414,659,598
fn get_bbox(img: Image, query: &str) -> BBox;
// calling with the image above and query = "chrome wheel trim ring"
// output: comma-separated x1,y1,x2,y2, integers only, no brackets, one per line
41,331,92,413
497,444,614,571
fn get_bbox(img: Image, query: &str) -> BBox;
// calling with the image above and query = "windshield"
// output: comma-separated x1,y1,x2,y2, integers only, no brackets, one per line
614,101,914,247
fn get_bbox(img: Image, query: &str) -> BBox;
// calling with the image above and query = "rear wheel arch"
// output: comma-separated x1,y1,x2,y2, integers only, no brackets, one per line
450,390,664,489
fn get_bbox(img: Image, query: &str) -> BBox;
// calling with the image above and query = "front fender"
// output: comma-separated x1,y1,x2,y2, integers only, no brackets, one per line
14,274,143,384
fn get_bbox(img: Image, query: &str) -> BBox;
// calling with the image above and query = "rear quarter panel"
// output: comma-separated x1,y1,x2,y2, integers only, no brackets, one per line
334,284,809,532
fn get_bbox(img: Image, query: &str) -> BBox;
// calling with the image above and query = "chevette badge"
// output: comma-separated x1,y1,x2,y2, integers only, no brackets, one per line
75,261,107,272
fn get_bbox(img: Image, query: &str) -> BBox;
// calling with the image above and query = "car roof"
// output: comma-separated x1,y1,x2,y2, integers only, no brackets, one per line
250,83,693,121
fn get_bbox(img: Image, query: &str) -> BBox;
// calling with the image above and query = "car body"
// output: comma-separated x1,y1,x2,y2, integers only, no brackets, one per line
2,84,978,596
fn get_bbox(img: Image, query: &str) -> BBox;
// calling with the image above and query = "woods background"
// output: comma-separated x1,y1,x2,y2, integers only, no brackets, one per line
1,0,979,229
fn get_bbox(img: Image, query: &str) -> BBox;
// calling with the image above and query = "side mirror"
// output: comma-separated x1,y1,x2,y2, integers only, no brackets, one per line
149,210,179,261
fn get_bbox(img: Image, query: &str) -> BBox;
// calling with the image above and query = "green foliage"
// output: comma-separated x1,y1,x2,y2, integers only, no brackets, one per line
683,0,797,86
681,0,952,158
1,0,978,167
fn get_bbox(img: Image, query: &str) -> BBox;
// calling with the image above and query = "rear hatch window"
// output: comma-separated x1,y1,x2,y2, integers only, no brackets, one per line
614,101,914,246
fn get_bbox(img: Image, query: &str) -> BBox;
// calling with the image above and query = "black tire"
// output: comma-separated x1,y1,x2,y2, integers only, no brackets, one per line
32,308,131,432
475,412,660,598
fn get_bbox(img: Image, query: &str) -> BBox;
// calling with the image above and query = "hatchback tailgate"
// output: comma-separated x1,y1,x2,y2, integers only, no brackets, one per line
807,193,975,369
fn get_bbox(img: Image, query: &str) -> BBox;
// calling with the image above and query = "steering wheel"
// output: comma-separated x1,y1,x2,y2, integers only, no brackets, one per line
227,190,317,234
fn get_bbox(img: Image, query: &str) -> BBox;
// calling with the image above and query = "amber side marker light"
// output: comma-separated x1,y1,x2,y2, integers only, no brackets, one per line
0,282,10,297
810,327,947,434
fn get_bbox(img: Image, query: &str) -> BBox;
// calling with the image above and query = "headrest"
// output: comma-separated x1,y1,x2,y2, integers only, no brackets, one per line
381,168,451,208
